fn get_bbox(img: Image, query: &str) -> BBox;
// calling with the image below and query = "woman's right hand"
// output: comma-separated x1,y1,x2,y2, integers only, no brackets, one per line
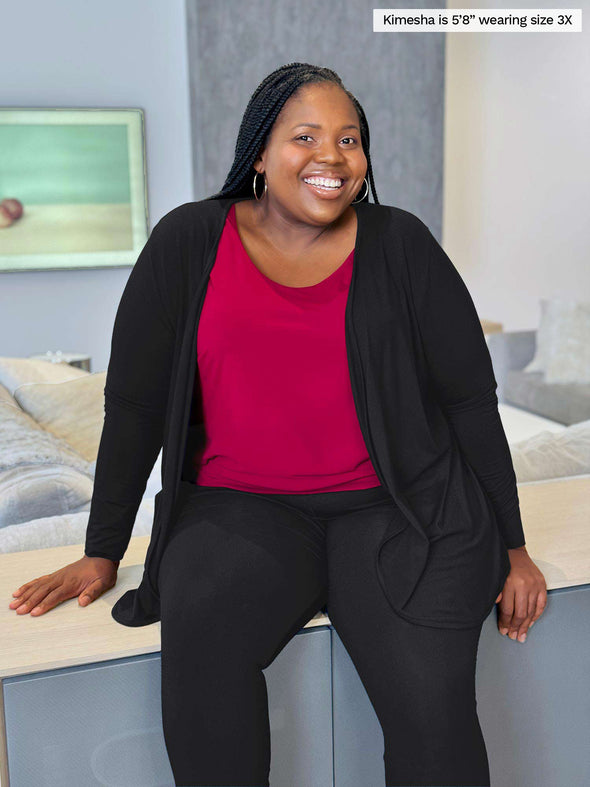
8,555,120,616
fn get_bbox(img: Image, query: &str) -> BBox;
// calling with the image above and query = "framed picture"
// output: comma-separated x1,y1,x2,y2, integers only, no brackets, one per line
0,108,149,272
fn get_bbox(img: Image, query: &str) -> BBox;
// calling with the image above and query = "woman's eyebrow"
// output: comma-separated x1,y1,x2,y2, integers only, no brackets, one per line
290,122,360,131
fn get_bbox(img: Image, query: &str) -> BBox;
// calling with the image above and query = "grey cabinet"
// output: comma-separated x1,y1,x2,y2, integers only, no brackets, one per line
4,586,590,786
4,654,171,787
329,585,590,787
331,628,385,787
3,625,333,787
477,585,590,787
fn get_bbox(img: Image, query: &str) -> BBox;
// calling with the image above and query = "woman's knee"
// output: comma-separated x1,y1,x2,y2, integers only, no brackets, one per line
158,509,326,666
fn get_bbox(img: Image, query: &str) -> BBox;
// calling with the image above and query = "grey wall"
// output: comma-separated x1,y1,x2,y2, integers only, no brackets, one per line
0,0,193,371
187,0,445,240
0,1,445,372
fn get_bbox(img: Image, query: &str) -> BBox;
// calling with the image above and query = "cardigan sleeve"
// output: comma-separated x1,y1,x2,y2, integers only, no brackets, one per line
84,216,178,562
410,219,526,550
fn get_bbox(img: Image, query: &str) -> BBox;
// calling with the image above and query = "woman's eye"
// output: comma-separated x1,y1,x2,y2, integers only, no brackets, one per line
295,135,357,144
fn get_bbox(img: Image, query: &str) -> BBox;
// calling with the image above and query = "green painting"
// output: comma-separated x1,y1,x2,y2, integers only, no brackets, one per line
0,109,148,271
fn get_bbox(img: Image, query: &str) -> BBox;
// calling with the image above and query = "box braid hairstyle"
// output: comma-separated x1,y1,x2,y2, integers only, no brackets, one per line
205,62,379,204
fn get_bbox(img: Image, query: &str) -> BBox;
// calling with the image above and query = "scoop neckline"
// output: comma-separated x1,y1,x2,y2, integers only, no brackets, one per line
227,202,353,291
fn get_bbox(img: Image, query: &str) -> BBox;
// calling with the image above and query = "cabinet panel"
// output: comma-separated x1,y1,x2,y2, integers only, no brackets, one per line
265,626,333,787
331,587,590,787
331,628,385,787
4,653,171,787
4,625,333,787
477,585,590,787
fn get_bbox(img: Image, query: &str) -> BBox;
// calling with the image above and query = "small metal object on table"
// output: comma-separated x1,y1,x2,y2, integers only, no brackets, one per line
28,351,91,372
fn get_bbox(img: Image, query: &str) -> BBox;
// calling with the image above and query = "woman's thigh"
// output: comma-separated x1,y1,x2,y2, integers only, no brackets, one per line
158,484,329,668
325,505,488,784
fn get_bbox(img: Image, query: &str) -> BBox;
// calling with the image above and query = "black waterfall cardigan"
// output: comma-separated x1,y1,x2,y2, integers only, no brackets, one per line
85,196,525,630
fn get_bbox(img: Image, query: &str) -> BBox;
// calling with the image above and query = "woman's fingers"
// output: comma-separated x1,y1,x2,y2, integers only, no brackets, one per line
498,552,548,643
498,586,547,642
511,580,532,642
9,581,41,608
29,583,78,615
497,585,515,636
502,585,528,641
530,588,548,625
10,579,61,614
78,578,111,606
10,557,119,617
11,575,48,598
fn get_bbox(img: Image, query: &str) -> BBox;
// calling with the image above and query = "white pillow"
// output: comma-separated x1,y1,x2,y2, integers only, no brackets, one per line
0,382,18,406
0,356,88,397
0,464,94,528
544,301,590,383
510,418,590,483
524,298,590,383
14,372,106,462
523,298,554,374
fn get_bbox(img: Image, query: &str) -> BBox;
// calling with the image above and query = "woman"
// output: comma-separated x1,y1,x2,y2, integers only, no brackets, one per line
11,63,547,786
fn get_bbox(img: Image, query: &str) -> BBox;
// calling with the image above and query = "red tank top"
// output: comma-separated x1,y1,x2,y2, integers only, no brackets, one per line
192,202,381,493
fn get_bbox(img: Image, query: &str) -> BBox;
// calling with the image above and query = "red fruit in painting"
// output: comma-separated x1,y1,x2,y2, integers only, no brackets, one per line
1,198,24,220
0,204,14,228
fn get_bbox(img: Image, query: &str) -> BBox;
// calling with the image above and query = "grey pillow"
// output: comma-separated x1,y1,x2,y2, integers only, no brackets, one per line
0,401,94,527
0,402,93,476
0,464,94,527
0,497,156,554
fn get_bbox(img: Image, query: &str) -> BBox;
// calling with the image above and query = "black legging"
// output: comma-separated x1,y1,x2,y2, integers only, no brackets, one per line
158,481,491,787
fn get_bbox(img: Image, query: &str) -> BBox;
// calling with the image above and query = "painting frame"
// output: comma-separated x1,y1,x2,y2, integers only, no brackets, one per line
0,107,149,273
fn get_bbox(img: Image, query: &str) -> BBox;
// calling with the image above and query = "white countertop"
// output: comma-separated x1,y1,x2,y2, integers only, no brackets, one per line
1,474,589,679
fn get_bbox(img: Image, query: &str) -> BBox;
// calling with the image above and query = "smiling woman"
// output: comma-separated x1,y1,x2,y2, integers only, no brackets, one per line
215,78,369,287
74,62,547,786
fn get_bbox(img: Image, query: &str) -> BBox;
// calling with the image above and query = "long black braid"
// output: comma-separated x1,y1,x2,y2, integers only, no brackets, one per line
204,62,379,204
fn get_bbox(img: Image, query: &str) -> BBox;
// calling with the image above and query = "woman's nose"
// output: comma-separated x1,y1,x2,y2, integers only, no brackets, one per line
314,141,346,163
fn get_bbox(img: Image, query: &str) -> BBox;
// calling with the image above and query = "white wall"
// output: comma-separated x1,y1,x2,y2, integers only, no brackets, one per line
443,0,590,330
0,0,193,371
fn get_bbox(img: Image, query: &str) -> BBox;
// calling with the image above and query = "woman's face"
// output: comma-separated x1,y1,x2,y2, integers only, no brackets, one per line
254,82,368,224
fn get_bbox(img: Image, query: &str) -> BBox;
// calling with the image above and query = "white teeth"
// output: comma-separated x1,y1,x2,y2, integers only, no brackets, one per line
303,177,342,188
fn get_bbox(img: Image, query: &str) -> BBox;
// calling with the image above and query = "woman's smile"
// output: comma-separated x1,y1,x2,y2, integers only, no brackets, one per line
302,176,346,199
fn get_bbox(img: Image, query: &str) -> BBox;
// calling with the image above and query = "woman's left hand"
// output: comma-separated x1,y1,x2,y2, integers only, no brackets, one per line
495,546,547,643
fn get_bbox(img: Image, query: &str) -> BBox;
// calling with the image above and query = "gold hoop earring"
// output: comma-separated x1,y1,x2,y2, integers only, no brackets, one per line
253,171,267,201
351,177,369,204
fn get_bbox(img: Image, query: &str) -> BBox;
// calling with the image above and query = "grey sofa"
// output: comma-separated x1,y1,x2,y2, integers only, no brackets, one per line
487,330,590,426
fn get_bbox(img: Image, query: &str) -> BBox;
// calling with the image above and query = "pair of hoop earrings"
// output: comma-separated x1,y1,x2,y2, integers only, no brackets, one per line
252,172,369,204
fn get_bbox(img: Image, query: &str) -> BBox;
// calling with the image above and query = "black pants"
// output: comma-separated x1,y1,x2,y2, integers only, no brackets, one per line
158,481,490,787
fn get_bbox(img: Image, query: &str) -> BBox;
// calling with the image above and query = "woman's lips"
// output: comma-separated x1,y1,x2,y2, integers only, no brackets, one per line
302,179,345,199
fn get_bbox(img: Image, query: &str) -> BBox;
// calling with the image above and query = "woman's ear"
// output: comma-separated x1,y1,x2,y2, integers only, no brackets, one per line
254,142,267,169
